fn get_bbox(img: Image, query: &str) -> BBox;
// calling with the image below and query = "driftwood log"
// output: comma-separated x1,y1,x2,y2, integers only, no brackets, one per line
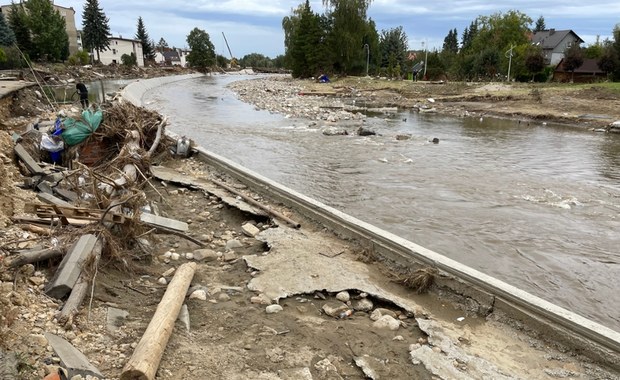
120,262,196,380
6,246,65,268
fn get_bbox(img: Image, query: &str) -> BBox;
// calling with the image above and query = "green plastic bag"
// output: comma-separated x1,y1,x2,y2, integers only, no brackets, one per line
61,108,103,146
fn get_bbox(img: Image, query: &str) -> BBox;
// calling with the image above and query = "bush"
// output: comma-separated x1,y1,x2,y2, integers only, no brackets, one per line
121,52,137,67
0,45,27,69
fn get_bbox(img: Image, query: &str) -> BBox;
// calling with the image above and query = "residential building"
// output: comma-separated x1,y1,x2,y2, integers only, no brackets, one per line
98,37,144,67
531,29,584,66
154,48,191,67
0,1,79,55
554,58,606,83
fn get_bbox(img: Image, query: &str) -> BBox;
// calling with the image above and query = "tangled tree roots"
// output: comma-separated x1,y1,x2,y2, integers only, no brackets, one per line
401,267,438,294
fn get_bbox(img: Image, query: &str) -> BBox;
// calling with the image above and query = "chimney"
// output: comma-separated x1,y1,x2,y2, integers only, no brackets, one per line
549,28,555,35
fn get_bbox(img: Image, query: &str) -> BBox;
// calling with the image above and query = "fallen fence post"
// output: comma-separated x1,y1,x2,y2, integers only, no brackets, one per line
121,262,196,380
45,234,98,299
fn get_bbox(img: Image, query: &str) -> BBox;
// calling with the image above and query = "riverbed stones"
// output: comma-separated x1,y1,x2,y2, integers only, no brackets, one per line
353,297,374,312
372,315,400,331
242,223,260,237
193,248,219,262
225,239,243,250
322,302,349,318
335,291,350,302
266,304,284,314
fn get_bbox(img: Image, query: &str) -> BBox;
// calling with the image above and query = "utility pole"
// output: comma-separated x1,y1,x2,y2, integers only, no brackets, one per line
422,40,428,79
506,44,515,82
364,44,369,76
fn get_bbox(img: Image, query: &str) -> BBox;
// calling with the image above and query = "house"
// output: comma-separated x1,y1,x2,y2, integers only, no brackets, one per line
0,1,79,54
154,48,191,67
553,58,606,83
98,37,144,67
531,29,584,66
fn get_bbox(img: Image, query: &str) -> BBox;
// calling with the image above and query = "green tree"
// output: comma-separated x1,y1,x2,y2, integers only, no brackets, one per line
524,46,545,81
216,54,229,68
156,37,168,52
240,53,272,68
186,27,215,71
286,1,329,78
461,20,478,51
136,17,155,62
121,52,137,67
0,12,16,46
442,28,458,54
24,0,69,61
379,26,408,77
8,3,32,55
533,16,546,33
82,0,111,62
584,36,604,59
322,0,374,74
563,43,584,82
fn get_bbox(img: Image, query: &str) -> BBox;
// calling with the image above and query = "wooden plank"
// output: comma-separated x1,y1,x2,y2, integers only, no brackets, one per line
37,192,74,208
14,143,44,174
45,234,98,299
121,262,196,380
44,333,104,379
140,213,188,232
54,187,79,202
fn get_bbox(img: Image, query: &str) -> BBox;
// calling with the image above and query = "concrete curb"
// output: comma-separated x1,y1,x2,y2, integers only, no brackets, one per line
121,73,204,106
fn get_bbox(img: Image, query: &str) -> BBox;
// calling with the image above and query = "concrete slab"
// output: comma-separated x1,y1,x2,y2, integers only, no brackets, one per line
44,333,104,379
0,80,35,99
139,212,188,232
45,234,98,299
150,165,266,217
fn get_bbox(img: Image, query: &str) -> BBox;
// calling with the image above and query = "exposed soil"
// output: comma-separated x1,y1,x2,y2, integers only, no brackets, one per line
1,72,619,379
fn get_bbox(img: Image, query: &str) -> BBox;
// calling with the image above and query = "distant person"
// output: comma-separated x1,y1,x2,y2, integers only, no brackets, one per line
76,82,89,108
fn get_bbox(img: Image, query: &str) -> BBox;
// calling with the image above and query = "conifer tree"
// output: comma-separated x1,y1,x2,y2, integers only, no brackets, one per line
533,16,546,33
136,17,155,62
82,0,111,62
0,12,16,46
24,0,68,60
8,2,32,54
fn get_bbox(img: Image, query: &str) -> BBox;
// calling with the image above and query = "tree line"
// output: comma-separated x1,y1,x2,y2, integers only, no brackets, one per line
282,1,620,82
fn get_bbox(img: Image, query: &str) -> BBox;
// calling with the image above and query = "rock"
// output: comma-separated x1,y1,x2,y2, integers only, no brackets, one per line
353,297,374,312
241,223,260,237
185,252,194,260
396,134,411,140
335,291,350,302
370,308,397,321
322,302,349,318
251,294,272,305
189,289,207,300
322,126,348,136
170,252,180,261
217,293,231,302
372,315,400,331
222,251,237,262
357,126,376,136
393,335,404,341
314,358,343,380
157,277,167,285
225,239,243,250
266,304,284,314
193,249,219,262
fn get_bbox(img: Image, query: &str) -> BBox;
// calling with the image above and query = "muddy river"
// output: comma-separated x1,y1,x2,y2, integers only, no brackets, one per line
143,75,620,332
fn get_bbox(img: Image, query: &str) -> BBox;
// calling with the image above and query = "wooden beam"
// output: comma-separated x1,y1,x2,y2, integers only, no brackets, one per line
121,262,196,380
14,143,44,174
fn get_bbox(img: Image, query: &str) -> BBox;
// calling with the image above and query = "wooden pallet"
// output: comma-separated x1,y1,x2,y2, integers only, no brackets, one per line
24,203,126,225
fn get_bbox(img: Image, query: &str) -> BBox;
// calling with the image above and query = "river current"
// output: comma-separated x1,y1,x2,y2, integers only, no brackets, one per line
143,75,620,332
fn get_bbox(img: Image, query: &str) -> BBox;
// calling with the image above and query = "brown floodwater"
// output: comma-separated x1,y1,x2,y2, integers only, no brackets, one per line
143,75,620,332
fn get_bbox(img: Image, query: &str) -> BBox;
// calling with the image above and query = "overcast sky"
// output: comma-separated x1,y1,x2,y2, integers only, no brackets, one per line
60,0,619,58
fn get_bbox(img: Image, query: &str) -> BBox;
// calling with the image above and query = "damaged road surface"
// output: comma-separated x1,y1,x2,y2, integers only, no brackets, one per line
1,94,618,379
